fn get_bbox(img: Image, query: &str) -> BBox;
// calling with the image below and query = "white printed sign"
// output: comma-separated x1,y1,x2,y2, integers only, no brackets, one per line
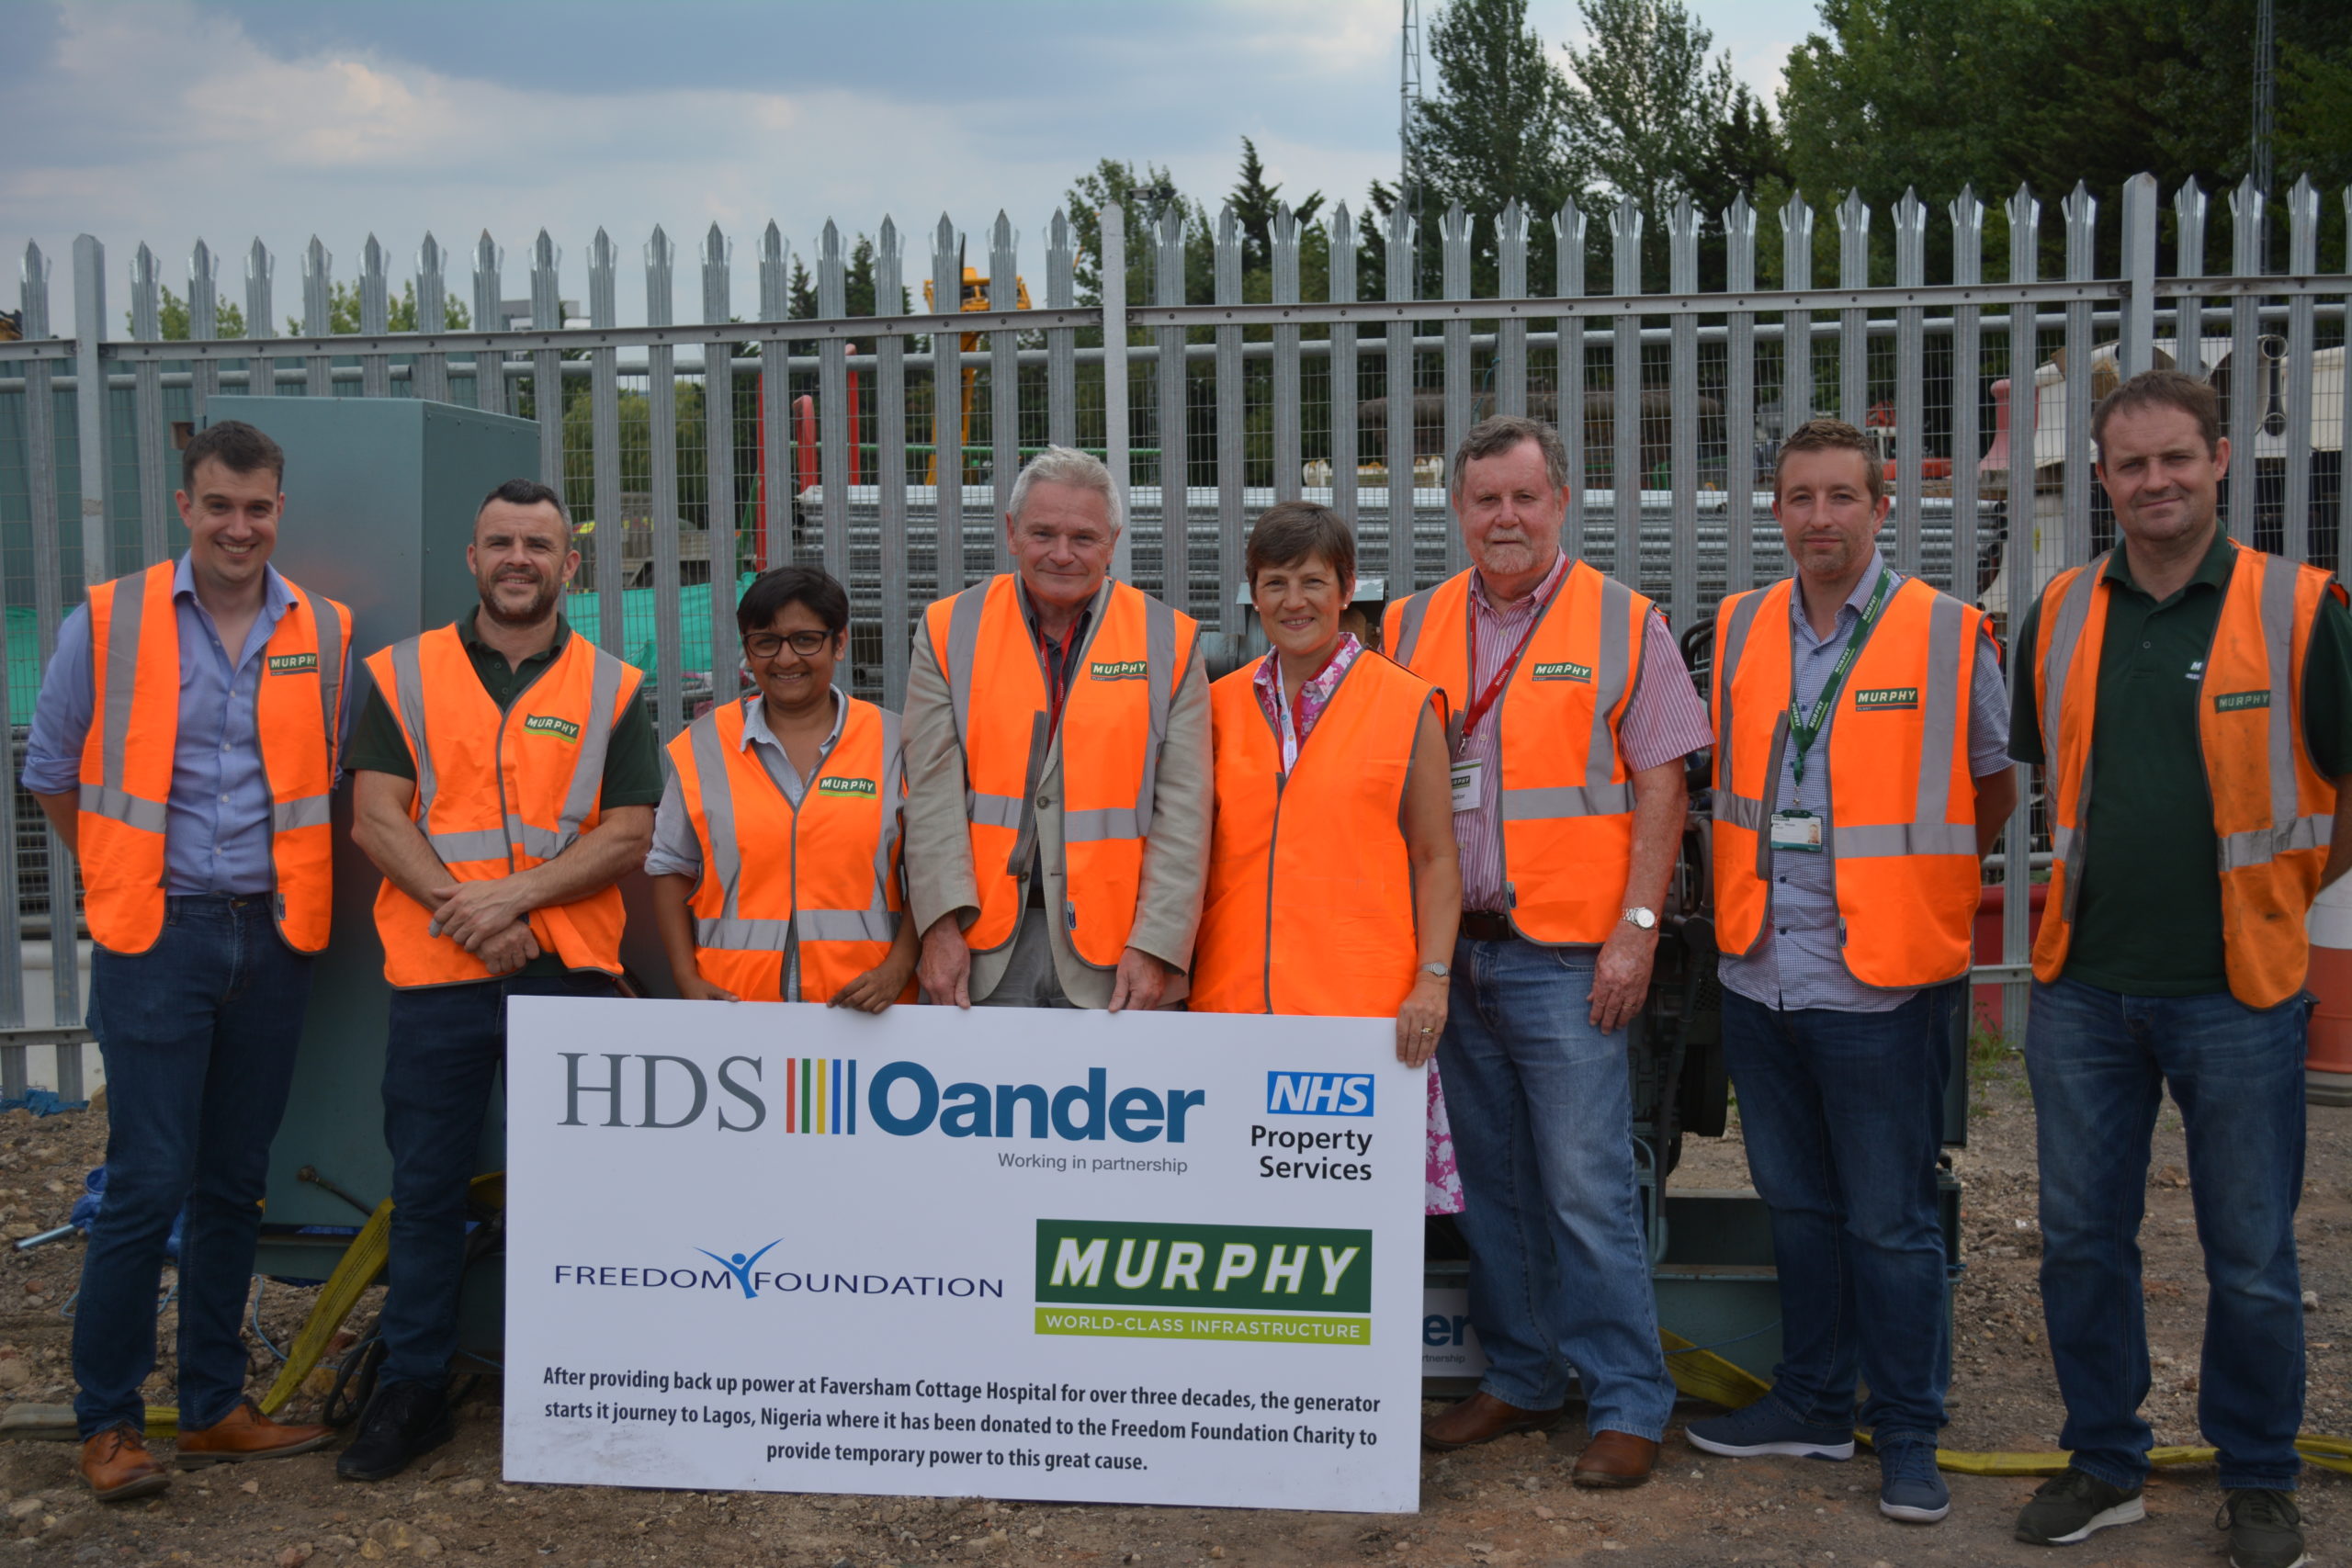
503,998,1426,1512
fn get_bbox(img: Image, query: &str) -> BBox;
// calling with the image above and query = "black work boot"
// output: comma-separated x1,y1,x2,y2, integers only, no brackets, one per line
335,1380,454,1483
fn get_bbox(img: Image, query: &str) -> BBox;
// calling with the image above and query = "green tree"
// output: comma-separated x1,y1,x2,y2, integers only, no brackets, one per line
1560,0,1738,227
1417,0,1579,237
282,279,469,335
1228,137,1324,275
134,285,246,339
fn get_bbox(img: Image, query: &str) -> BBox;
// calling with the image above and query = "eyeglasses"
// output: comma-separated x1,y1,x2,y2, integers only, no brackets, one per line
744,629,834,660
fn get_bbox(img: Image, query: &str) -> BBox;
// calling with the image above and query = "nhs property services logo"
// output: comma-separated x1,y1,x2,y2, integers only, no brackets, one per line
1265,1071,1374,1117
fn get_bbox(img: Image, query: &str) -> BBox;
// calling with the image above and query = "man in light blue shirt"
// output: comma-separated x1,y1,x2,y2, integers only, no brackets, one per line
21,421,346,1498
1690,420,2013,1528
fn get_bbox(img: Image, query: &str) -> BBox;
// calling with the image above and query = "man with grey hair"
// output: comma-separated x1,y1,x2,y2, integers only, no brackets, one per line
1386,413,1712,1486
902,446,1211,1009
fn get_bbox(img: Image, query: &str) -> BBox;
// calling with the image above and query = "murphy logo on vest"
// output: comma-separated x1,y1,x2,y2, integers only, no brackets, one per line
1089,659,1148,682
1266,1072,1374,1117
1853,687,1920,710
524,714,582,742
266,652,318,675
2214,690,2273,713
1529,660,1592,682
816,777,877,797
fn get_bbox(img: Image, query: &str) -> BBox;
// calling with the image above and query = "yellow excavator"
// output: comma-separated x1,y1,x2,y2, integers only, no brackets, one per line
921,263,1031,484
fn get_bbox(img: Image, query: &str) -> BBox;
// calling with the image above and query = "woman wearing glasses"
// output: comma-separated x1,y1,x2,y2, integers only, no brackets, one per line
647,566,919,1010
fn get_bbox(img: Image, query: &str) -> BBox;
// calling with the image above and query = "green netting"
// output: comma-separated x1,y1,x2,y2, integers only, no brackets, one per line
563,571,758,680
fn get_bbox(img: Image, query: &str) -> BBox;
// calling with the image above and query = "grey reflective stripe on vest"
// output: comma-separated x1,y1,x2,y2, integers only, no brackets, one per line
1588,574,1636,785
2038,559,2109,924
78,782,167,833
1129,592,1184,841
687,707,744,919
1711,588,1770,838
1499,784,1637,820
427,827,510,863
390,637,440,832
1064,806,1148,842
1390,589,1433,667
2218,552,2335,872
870,706,906,922
1909,591,1967,834
944,583,990,752
88,570,162,832
311,592,346,769
966,790,1026,829
1835,821,1979,857
272,795,333,831
554,648,631,849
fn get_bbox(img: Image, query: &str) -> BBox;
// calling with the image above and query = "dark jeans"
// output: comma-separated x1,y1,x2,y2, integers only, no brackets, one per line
1438,936,1676,1439
1719,983,1957,1443
73,895,314,1438
2026,976,2310,1491
378,970,619,1389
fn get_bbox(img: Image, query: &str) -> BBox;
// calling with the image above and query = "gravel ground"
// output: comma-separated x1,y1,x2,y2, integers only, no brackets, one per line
0,1050,2346,1566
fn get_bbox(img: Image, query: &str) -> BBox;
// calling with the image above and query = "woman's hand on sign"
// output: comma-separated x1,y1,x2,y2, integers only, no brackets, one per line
1395,974,1448,1068
831,950,916,1013
676,974,741,1003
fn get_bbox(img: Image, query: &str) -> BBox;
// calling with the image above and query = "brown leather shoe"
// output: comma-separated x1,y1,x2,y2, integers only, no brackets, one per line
1420,1392,1567,1451
79,1423,171,1502
175,1400,334,1468
1571,1428,1660,1488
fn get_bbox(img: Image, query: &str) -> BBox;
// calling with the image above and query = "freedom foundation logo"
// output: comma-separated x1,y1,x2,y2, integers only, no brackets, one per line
1265,1071,1374,1117
696,1239,785,1297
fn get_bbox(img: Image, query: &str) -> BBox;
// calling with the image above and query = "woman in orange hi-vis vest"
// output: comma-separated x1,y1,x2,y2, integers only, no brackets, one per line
1191,502,1465,1215
648,566,919,1010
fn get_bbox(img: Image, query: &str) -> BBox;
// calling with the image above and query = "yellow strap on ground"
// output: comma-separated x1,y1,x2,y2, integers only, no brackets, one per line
141,1173,506,1440
1663,1326,2352,1478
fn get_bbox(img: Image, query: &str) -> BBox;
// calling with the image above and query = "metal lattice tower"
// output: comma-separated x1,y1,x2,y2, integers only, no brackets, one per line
1400,0,1425,235
2254,0,2276,197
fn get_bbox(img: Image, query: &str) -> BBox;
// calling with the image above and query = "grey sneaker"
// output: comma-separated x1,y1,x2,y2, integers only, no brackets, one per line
2014,1467,2145,1546
2218,1489,2307,1568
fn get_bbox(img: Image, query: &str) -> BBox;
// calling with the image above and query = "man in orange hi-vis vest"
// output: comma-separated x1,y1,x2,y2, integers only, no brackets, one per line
1690,419,2015,1529
1391,416,1713,1489
2006,371,2352,1567
21,421,345,1499
343,479,658,1483
902,446,1211,1011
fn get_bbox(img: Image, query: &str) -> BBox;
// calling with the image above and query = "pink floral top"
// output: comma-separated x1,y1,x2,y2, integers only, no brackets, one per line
1251,633,1365,772
1250,633,1463,1215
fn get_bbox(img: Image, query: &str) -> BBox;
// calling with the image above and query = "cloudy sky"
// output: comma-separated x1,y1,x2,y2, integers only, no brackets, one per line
4,0,1820,331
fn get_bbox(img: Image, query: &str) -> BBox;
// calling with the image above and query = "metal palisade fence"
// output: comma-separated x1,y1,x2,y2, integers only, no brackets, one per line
3,173,2350,1090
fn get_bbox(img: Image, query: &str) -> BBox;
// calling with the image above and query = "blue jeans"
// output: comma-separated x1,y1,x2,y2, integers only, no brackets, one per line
2026,976,2309,1490
1720,983,1957,1443
1438,936,1676,1438
73,895,314,1437
379,970,619,1388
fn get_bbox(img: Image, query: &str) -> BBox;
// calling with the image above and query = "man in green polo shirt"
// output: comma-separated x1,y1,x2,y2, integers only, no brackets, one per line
2007,369,2352,1568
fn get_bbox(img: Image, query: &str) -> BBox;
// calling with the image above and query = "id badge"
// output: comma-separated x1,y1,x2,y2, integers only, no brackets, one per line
1451,756,1486,814
1769,809,1824,852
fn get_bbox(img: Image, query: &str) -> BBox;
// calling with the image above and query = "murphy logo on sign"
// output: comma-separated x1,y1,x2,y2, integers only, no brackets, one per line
1266,1071,1374,1117
266,652,318,674
1529,660,1591,682
524,714,582,742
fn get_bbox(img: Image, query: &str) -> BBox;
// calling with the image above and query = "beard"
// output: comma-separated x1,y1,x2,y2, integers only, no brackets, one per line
478,568,563,627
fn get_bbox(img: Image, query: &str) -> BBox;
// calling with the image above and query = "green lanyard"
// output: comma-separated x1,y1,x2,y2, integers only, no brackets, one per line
1786,569,1893,790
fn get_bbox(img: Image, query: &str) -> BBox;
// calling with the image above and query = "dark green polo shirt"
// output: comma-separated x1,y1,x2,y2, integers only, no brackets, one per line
348,608,663,976
2008,531,2352,995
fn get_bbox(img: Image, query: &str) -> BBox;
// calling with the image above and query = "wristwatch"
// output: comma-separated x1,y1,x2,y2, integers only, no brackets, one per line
1421,962,1451,980
1621,907,1659,931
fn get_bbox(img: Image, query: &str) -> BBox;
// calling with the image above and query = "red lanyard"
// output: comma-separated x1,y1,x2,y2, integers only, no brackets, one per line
1457,567,1568,754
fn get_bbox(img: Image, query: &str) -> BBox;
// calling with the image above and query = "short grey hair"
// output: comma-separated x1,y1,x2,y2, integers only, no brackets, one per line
1449,414,1568,495
1007,445,1123,534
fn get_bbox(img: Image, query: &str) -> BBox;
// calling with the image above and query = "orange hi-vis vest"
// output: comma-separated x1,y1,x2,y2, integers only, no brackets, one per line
365,625,643,987
1711,574,1988,989
1193,651,1437,1014
664,695,912,1004
78,560,347,956
2033,544,2344,1009
1385,560,1647,945
923,575,1198,967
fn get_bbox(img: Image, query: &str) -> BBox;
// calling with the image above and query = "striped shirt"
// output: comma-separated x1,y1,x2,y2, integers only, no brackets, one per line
1453,552,1715,914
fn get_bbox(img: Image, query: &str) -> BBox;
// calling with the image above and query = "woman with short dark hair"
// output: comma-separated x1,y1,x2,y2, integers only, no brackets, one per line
1193,502,1465,1213
646,565,917,1010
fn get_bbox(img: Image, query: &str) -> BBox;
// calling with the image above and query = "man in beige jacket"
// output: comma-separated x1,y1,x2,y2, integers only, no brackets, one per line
904,446,1211,1010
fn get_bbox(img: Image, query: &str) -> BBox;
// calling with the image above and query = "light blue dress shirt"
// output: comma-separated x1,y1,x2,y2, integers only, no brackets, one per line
19,554,341,897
